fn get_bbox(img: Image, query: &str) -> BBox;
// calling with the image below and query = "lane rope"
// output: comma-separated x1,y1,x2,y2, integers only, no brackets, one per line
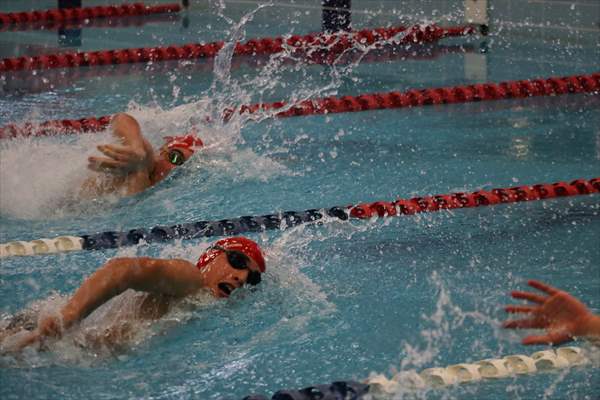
240,346,589,400
0,2,181,30
0,23,477,72
0,12,179,32
366,346,589,394
1,177,597,258
2,43,473,97
230,72,599,119
1,72,598,140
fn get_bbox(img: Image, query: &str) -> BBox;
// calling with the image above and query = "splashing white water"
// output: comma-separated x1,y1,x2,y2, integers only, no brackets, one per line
0,1,416,221
0,132,116,220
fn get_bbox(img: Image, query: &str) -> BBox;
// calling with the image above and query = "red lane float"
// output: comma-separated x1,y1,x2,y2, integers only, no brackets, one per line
236,72,599,119
1,73,598,140
3,43,473,97
350,178,600,219
0,24,476,72
0,3,180,29
0,13,179,32
0,116,114,140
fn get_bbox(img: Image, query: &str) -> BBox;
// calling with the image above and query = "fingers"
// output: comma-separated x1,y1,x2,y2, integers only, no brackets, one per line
88,156,125,168
528,280,560,296
511,290,547,304
88,156,127,174
502,318,543,330
97,145,127,161
505,305,535,314
99,143,131,154
97,144,137,162
521,331,571,346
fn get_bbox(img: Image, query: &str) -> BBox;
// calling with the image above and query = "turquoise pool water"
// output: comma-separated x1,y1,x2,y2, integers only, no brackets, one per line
1,1,599,399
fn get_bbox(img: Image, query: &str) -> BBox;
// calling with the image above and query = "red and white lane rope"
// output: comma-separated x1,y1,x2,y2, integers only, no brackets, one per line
1,43,473,97
1,72,597,140
0,2,181,30
228,72,600,118
0,13,179,32
0,23,477,72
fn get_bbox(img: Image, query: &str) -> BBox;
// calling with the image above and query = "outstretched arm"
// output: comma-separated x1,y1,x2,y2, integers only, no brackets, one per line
14,257,203,350
60,257,202,328
503,280,600,345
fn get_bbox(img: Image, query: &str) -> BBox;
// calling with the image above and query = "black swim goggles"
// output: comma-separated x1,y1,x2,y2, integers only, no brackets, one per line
167,149,186,166
211,246,262,286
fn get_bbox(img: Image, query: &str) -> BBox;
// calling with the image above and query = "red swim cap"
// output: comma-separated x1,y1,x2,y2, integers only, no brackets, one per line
196,237,266,273
164,134,204,152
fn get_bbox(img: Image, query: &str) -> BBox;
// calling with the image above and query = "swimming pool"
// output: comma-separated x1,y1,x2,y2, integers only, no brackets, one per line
1,0,599,399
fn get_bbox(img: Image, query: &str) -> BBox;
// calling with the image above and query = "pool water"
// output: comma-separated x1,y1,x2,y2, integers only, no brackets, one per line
1,1,599,399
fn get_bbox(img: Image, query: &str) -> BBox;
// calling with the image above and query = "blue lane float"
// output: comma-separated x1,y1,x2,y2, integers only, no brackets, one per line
241,381,369,400
81,207,346,251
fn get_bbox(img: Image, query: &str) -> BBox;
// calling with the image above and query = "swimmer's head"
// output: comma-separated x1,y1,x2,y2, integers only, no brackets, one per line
196,237,266,298
161,134,204,166
150,133,204,183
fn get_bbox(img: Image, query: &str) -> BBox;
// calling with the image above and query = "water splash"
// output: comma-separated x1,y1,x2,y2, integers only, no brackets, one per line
1,2,437,221
0,132,119,220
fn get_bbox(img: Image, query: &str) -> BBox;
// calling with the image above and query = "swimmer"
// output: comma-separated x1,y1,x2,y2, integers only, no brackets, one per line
503,280,600,345
81,113,204,197
1,236,265,353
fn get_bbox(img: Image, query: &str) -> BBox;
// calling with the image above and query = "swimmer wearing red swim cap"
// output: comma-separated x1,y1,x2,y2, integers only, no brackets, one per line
82,113,204,197
4,237,266,352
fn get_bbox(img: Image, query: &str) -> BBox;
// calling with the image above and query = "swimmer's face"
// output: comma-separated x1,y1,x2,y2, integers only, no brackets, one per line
200,251,262,298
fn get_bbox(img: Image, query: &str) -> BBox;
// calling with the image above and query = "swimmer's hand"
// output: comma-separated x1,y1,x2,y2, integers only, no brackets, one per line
8,315,64,352
503,280,600,345
88,144,151,175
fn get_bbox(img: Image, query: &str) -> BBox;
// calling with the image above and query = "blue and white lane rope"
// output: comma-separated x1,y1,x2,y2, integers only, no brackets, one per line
1,177,598,258
241,346,590,400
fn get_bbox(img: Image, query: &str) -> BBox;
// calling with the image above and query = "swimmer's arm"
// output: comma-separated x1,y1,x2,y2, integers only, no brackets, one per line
111,113,156,170
111,113,147,150
87,113,156,195
60,257,202,330
9,258,201,352
583,316,600,343
124,170,153,196
88,114,156,175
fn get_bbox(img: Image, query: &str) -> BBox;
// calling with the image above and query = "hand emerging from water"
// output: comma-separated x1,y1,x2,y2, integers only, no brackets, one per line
88,143,152,175
503,280,600,345
4,314,64,353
